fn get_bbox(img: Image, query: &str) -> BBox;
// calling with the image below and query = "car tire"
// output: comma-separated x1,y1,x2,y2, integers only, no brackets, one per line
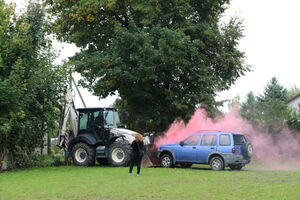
71,142,95,166
107,142,131,167
210,156,224,171
243,142,253,159
180,163,192,168
160,154,174,168
229,164,243,170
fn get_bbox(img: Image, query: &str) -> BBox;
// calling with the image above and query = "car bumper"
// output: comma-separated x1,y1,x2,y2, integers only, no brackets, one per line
223,154,251,166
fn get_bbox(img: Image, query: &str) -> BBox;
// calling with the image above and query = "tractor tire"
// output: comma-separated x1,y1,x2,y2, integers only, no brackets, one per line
71,142,95,166
160,154,174,168
210,156,224,171
107,142,131,167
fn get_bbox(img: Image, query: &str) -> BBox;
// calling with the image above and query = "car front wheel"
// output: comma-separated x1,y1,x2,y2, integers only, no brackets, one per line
210,156,224,171
160,154,173,168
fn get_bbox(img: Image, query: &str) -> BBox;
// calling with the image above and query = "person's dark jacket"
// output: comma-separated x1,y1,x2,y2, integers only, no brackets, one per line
131,141,144,157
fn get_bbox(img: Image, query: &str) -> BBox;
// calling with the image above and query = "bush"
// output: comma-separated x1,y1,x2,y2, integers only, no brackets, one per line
14,153,66,169
53,155,65,166
287,111,300,132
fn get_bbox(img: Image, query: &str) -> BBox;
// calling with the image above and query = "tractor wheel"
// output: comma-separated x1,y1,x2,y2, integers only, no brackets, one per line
71,142,95,166
107,142,131,167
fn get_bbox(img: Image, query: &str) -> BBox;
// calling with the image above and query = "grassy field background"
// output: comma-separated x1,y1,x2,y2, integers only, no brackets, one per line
1,163,300,200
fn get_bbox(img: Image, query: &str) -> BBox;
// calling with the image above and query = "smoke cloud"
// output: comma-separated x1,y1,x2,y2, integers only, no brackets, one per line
155,109,300,170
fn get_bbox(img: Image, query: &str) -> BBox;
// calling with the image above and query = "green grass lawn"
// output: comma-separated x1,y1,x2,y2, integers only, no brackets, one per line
1,163,300,200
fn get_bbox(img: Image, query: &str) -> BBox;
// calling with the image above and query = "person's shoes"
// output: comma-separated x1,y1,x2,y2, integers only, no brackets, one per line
129,173,132,176
137,174,140,176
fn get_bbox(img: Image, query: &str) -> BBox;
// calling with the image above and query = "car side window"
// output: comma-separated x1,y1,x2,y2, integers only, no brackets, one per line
200,134,216,146
182,135,201,146
219,134,231,146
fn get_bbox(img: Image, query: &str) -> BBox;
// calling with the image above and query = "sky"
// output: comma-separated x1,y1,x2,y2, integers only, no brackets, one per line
7,0,300,110
218,0,300,107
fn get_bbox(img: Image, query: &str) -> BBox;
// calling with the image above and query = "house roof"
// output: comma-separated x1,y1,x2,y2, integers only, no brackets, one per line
286,93,300,104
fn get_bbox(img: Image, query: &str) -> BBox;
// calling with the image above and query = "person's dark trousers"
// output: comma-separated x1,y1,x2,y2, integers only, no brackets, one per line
129,155,142,174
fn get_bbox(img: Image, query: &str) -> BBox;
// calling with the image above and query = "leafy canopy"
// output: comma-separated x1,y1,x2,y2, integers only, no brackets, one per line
0,1,68,168
46,0,249,132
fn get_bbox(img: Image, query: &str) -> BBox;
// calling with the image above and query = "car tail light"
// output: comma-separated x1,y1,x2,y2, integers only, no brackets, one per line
232,148,236,154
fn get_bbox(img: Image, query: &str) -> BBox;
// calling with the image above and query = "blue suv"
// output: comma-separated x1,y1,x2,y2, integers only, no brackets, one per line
157,131,253,170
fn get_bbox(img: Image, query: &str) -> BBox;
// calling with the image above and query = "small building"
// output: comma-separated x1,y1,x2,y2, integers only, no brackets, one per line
286,93,300,113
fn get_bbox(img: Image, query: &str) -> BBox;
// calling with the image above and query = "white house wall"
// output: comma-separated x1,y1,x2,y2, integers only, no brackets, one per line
287,96,300,112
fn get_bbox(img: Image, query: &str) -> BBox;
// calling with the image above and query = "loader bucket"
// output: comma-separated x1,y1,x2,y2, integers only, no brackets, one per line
142,145,160,167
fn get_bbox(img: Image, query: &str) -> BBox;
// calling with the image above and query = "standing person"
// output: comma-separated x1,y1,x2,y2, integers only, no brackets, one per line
129,133,144,176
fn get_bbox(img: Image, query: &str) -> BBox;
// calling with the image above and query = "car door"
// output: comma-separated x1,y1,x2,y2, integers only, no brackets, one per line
176,135,201,162
217,134,232,154
196,134,217,163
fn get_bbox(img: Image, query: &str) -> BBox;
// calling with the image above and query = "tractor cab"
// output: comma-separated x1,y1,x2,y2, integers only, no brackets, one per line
77,108,121,144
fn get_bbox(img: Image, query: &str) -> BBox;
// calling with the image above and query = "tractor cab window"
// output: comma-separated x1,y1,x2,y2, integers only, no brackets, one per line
79,111,103,130
79,112,88,130
103,110,120,128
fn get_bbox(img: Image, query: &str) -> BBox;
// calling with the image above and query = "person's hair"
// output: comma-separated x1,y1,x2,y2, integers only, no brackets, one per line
135,133,143,142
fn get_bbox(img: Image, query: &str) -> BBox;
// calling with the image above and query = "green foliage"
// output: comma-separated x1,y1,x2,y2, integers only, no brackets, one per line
240,78,296,134
0,1,68,168
46,0,249,133
287,85,300,99
287,111,300,132
258,77,288,103
240,92,259,125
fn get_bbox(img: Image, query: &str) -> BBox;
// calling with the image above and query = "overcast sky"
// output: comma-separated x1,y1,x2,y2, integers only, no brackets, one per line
8,0,300,110
218,0,300,106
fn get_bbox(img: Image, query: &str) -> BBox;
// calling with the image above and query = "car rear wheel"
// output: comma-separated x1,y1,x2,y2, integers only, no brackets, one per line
229,164,243,170
210,156,224,171
160,154,173,168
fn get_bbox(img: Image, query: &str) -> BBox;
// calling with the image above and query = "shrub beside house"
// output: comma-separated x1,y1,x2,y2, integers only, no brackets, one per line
286,93,300,113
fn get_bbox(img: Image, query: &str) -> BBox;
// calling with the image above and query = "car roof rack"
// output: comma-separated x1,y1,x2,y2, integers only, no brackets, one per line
196,130,221,132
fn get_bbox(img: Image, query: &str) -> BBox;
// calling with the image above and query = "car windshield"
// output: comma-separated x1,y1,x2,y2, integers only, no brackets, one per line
233,135,247,145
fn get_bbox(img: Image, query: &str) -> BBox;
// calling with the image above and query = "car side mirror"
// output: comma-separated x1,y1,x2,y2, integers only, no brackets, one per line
179,141,184,146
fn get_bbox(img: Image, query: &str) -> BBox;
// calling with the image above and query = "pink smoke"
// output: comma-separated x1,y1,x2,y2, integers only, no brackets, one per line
155,109,300,170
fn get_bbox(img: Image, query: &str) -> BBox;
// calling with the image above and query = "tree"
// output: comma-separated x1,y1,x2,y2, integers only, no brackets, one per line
240,78,291,134
46,0,249,133
258,77,288,103
0,1,67,168
227,96,240,111
240,92,260,126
